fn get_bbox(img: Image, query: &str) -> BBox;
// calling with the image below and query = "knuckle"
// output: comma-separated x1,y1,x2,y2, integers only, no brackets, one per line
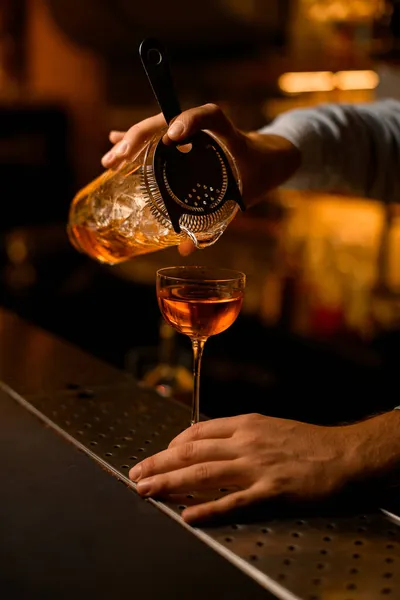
195,463,210,484
240,433,256,449
190,421,204,440
252,453,269,471
265,472,290,496
235,413,260,430
231,493,247,509
150,475,166,494
186,104,221,129
126,122,146,140
241,431,261,450
141,456,156,477
245,412,262,423
178,442,195,462
204,102,221,114
126,123,140,137
237,413,263,435
180,113,196,131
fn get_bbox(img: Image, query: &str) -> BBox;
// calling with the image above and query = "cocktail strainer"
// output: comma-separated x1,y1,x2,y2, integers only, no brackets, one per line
139,38,245,237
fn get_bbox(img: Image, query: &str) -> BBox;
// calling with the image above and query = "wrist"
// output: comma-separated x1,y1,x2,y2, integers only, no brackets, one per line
341,411,400,482
243,132,301,207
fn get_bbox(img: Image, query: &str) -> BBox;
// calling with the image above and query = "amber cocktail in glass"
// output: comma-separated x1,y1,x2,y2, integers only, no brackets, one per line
156,266,246,425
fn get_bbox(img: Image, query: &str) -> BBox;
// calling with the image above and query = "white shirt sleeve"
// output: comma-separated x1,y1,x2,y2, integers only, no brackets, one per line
259,99,400,203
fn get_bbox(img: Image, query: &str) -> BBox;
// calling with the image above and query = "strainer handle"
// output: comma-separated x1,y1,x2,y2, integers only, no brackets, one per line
139,38,182,125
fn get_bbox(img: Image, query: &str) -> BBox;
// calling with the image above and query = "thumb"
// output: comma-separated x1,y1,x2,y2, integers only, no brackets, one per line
166,103,238,144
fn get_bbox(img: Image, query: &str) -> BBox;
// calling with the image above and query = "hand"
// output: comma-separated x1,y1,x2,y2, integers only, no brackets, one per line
102,104,301,256
129,413,357,523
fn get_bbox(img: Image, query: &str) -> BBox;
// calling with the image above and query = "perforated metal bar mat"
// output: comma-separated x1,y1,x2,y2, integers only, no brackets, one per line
1,308,400,600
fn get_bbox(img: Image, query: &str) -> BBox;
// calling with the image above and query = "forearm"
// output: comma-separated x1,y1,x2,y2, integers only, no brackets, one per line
259,100,400,203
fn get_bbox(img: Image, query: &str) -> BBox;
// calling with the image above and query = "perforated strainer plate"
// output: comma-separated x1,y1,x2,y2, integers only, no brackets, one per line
152,131,245,234
1,309,400,600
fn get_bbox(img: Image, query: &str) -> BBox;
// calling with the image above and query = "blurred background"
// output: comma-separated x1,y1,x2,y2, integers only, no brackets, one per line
1,0,400,425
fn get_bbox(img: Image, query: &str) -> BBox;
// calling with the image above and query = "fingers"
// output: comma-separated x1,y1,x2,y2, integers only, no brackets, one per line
165,103,237,144
168,418,237,449
182,486,260,523
102,103,238,171
135,460,241,497
129,439,238,482
178,239,196,256
109,130,125,144
102,112,166,169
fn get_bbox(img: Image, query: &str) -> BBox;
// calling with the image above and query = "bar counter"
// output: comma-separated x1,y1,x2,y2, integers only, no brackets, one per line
1,306,400,600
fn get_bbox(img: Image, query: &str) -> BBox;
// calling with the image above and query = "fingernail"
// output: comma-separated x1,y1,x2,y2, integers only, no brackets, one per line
129,464,142,482
179,240,195,257
137,478,152,496
181,510,194,523
168,121,185,140
102,151,114,166
114,141,129,156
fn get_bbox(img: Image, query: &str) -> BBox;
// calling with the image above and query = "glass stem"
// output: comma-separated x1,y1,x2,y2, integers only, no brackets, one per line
190,338,206,426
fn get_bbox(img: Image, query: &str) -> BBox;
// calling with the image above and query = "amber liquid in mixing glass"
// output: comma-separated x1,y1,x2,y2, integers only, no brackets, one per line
67,166,186,265
69,221,164,264
158,285,244,339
